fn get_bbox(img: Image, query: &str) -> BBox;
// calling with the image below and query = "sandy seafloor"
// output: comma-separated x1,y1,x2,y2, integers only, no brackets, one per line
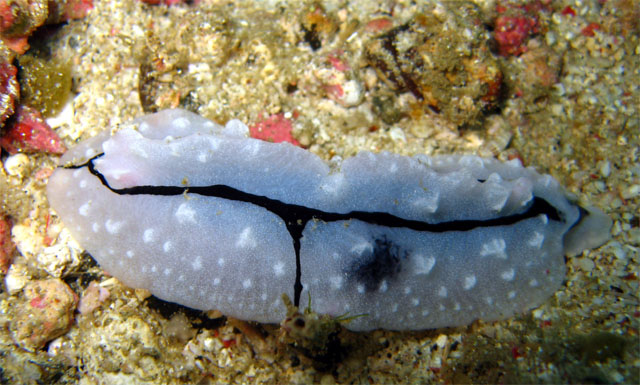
0,0,638,383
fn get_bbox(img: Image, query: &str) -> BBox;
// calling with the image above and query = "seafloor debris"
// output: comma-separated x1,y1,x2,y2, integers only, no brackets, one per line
137,48,199,114
365,2,502,127
502,39,561,108
278,294,350,372
9,278,78,351
136,10,232,113
300,4,337,51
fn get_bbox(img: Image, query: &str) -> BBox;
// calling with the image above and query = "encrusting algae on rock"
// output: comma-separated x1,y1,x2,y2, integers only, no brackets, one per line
8,278,77,351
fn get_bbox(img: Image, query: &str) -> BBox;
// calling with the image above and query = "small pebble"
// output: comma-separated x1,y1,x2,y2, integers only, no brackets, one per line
621,184,640,200
627,228,640,245
4,263,30,295
598,160,611,178
532,308,544,319
388,127,406,143
3,153,30,177
340,79,363,107
574,257,595,273
435,334,447,349
609,371,624,383
607,241,627,261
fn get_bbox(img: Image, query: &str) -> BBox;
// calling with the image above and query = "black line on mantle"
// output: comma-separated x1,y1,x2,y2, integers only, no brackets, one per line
66,154,562,307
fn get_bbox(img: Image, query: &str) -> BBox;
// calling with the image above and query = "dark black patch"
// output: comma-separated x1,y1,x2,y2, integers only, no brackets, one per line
349,237,405,292
286,82,298,94
68,154,564,307
61,252,102,293
302,25,322,51
145,295,226,330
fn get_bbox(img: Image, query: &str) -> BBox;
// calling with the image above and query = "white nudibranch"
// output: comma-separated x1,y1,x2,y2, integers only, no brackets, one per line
47,109,612,331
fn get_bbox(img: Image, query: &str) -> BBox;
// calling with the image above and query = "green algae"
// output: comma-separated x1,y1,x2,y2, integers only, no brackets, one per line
444,315,634,384
17,54,72,118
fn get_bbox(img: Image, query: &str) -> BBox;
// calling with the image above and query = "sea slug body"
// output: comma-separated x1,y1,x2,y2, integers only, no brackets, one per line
46,109,612,331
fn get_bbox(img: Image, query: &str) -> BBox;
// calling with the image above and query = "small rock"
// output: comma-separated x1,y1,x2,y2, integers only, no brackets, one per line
3,153,30,176
4,263,29,294
621,184,640,200
163,312,196,343
607,241,628,261
435,334,448,348
574,257,595,273
388,127,406,144
334,79,363,107
599,160,611,178
10,279,78,351
37,231,82,277
504,42,561,106
315,51,364,108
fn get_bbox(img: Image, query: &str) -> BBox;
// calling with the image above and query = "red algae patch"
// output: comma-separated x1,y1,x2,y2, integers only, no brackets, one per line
249,113,300,146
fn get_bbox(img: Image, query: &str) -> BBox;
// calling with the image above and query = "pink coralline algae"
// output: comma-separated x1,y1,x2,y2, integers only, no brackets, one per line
9,279,78,351
493,0,548,56
0,104,66,154
249,113,300,146
494,15,539,56
0,61,19,127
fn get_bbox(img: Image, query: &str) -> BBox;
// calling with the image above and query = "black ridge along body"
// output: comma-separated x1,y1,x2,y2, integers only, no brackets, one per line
66,154,563,307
